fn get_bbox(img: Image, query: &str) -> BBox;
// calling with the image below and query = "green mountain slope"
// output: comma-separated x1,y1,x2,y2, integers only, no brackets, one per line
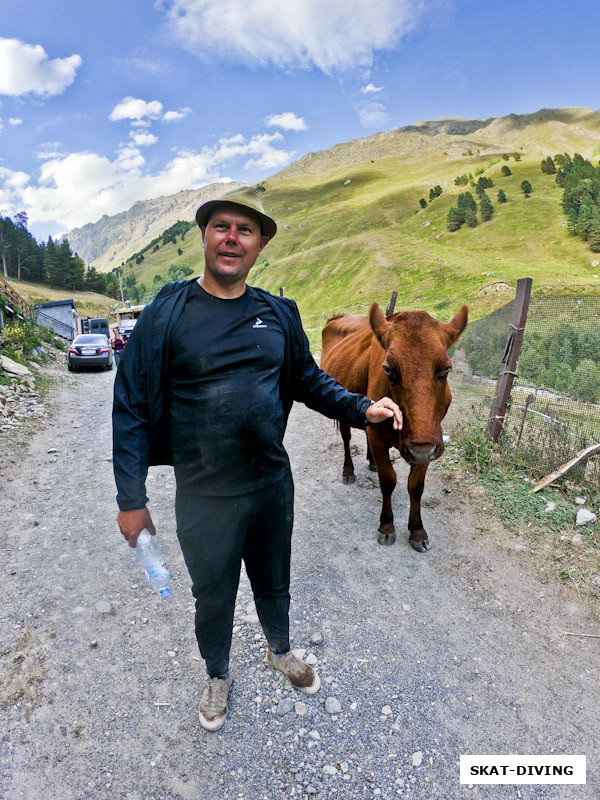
120,106,600,346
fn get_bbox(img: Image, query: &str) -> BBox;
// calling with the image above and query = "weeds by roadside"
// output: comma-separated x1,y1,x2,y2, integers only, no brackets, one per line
442,401,600,604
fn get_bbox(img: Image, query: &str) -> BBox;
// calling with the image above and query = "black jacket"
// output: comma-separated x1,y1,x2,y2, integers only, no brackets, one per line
112,279,372,511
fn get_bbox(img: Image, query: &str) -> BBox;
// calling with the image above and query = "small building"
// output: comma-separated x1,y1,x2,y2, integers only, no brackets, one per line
33,299,78,340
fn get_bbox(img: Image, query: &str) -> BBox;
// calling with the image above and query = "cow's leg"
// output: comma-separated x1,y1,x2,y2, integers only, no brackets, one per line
340,422,355,484
366,439,377,472
407,463,431,552
367,428,397,545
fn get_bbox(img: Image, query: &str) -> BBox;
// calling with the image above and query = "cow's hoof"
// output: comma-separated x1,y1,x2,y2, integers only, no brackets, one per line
342,475,356,485
377,532,396,546
368,463,377,472
409,537,431,553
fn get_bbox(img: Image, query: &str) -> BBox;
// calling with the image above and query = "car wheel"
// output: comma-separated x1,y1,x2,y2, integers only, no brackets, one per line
68,364,73,372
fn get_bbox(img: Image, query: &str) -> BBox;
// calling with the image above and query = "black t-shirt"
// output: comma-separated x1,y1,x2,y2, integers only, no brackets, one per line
168,282,290,495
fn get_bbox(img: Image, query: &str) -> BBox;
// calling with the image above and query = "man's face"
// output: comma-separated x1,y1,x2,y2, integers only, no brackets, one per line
201,204,269,286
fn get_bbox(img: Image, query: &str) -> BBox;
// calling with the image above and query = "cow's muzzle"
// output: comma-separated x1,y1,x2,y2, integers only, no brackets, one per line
403,442,441,464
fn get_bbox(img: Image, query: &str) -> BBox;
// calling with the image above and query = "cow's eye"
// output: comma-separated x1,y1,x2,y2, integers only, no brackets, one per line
437,367,452,381
382,364,399,384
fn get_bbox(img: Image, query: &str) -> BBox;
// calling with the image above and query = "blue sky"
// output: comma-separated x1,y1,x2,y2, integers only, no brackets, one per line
1,0,598,241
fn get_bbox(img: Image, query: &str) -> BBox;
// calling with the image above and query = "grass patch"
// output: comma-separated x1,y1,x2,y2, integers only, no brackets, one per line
442,388,600,602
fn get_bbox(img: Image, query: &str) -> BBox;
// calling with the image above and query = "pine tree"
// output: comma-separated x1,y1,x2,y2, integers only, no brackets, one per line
465,209,478,227
540,156,556,174
429,188,435,202
501,165,512,177
480,193,494,221
447,207,465,232
419,198,427,209
457,192,477,213
521,180,532,197
497,189,507,204
589,220,600,252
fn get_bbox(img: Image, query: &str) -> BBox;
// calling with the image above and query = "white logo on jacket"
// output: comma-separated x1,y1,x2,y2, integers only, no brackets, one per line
253,317,267,328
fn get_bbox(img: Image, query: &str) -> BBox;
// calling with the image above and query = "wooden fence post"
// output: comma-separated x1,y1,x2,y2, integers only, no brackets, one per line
487,277,533,443
385,291,398,318
279,287,284,297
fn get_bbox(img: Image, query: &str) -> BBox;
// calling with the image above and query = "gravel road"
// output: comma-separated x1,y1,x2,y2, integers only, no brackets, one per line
1,368,599,800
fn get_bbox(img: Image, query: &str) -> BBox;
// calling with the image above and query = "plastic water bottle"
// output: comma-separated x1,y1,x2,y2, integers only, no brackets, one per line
136,529,172,598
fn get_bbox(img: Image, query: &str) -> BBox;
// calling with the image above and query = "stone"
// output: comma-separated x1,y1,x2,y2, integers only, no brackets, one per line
544,501,556,513
412,751,423,767
325,697,342,714
277,698,294,716
572,533,583,544
309,631,323,645
295,701,307,716
323,765,338,776
576,509,597,526
575,497,586,505
305,653,318,666
0,355,32,378
381,705,393,716
241,613,260,624
343,179,351,186
95,600,114,615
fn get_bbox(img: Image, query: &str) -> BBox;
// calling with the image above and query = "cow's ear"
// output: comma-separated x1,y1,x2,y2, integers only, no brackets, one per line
369,302,391,344
442,305,468,347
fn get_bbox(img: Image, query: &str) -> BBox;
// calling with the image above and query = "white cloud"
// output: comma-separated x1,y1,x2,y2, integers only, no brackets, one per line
0,38,81,97
131,119,152,128
129,131,158,146
9,117,23,126
360,83,382,94
163,107,192,122
265,112,307,132
358,101,388,128
161,0,426,72
0,131,293,230
109,97,163,122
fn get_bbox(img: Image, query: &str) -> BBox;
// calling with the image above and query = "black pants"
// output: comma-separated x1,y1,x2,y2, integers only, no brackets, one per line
175,472,294,679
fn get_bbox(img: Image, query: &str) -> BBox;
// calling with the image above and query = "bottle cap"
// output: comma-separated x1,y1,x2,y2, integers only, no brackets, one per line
159,586,172,598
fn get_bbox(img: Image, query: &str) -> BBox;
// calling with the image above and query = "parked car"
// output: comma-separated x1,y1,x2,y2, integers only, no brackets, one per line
68,334,113,372
119,318,137,340
82,317,109,337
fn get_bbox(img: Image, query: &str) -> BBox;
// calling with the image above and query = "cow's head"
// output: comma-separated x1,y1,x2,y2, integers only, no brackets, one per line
369,303,468,465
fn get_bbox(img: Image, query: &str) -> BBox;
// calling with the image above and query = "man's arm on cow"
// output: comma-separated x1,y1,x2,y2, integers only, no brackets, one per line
112,307,154,541
288,301,402,429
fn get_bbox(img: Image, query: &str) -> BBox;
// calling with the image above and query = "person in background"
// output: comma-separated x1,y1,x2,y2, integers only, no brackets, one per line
112,186,402,731
112,327,125,367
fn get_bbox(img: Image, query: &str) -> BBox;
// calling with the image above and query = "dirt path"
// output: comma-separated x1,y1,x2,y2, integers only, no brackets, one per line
1,370,599,800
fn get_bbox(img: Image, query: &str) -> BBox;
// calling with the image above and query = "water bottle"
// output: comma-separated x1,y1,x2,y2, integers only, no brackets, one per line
136,529,172,598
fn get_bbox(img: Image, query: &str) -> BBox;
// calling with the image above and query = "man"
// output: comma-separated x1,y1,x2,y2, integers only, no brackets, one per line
113,186,402,731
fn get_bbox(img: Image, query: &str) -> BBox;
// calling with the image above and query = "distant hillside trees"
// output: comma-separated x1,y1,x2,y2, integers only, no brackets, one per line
419,198,427,209
497,189,508,204
554,152,600,252
0,215,118,297
501,165,512,177
461,320,600,402
540,156,556,174
521,180,533,197
447,190,494,231
454,174,469,186
429,185,443,201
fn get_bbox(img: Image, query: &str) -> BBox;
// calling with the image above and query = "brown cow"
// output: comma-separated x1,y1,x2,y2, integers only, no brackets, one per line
321,302,468,550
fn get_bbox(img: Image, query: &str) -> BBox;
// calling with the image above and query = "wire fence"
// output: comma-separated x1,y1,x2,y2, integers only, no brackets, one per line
459,294,600,483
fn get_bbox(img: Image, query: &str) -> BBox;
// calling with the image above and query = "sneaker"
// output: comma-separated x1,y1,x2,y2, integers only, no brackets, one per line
266,649,321,695
198,676,233,731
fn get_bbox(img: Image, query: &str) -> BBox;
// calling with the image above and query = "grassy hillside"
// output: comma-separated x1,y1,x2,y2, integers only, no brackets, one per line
10,279,116,318
118,107,600,347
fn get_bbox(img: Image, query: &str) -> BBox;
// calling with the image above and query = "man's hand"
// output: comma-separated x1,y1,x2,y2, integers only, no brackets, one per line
117,507,156,548
365,397,403,430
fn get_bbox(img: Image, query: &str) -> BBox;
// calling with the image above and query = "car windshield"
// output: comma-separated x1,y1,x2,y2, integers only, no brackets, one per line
74,335,106,344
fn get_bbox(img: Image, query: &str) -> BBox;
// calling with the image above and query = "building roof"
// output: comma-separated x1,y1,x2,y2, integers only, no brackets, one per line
33,299,76,309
